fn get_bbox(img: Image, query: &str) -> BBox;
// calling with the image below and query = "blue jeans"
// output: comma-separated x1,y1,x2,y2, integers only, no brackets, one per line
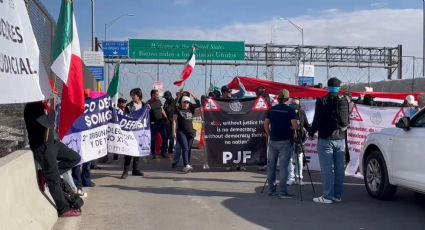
267,140,293,195
72,162,92,188
317,138,346,200
172,141,182,165
176,131,194,167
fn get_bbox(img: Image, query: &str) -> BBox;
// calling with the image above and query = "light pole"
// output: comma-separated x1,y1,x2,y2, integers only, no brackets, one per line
104,13,135,87
104,13,135,45
91,0,95,51
422,0,425,76
280,18,304,84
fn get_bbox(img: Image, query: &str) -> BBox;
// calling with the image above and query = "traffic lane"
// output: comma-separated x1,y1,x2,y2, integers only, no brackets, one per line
221,173,425,230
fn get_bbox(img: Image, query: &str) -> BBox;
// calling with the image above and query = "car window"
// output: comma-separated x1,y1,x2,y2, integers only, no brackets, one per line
412,109,425,127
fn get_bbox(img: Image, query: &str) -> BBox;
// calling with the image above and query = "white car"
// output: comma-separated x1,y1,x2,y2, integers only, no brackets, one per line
360,109,425,200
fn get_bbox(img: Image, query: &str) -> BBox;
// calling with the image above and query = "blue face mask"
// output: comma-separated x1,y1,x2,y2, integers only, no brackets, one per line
328,87,340,93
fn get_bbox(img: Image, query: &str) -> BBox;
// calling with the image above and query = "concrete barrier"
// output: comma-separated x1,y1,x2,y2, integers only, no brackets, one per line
0,150,57,230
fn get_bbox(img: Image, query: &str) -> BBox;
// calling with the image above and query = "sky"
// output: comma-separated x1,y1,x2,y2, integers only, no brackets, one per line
39,0,425,98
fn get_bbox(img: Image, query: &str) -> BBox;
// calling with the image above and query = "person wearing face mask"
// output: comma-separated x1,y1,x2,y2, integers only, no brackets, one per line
308,77,349,204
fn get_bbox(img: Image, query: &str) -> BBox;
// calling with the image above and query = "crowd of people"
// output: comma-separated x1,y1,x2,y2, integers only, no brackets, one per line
24,76,425,218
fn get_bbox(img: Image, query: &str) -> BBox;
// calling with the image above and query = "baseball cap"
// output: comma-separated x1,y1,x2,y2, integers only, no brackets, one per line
327,77,341,87
182,96,191,103
278,89,290,99
406,95,417,106
163,91,172,98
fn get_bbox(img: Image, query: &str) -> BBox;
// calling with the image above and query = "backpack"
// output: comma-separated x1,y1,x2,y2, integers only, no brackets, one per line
60,179,84,211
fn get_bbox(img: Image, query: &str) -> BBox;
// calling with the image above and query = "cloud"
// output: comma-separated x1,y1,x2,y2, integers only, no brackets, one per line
371,2,388,8
113,8,422,95
128,9,421,56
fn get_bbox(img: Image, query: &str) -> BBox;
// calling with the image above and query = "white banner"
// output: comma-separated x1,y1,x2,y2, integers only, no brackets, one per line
63,96,151,163
107,108,151,157
299,100,403,175
345,104,402,175
0,0,50,104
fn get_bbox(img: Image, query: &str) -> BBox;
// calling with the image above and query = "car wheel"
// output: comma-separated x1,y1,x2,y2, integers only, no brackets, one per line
364,150,397,200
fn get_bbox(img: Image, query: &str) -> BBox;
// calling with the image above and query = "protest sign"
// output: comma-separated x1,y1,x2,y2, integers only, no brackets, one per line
0,0,50,104
107,107,151,157
203,97,268,167
62,96,111,163
345,104,401,175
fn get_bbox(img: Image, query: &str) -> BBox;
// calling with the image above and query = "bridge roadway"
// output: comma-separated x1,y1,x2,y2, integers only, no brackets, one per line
54,149,425,230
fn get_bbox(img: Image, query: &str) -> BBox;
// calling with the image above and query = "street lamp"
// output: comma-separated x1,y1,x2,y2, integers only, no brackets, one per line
104,13,135,87
280,17,304,84
104,13,135,43
422,0,425,76
91,0,95,51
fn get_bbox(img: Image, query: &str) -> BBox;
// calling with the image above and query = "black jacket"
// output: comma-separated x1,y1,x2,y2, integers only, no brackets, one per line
309,94,349,140
124,101,145,114
163,98,176,122
295,109,310,142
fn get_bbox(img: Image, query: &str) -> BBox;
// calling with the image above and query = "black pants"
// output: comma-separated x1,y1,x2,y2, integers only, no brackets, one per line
33,140,81,215
164,122,174,153
150,121,167,156
123,156,139,172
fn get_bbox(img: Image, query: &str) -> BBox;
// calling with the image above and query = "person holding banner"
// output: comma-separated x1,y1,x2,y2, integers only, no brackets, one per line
121,88,146,179
173,95,200,172
309,77,349,204
264,89,298,199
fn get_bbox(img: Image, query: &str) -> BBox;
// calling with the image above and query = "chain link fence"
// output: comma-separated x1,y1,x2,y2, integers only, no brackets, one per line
0,0,55,158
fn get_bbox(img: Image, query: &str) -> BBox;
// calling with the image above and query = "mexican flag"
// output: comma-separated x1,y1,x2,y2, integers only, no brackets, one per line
173,48,196,86
107,63,120,107
51,0,85,139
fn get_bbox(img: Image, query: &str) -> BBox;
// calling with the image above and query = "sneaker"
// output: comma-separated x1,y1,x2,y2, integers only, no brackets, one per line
60,209,81,217
76,188,87,198
332,197,342,203
83,182,96,187
313,196,333,204
121,171,129,179
182,165,193,172
278,193,294,199
132,171,144,176
286,180,297,186
299,180,305,186
268,191,277,196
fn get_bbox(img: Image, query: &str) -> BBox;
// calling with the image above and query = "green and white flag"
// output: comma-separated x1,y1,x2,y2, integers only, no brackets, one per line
107,63,120,107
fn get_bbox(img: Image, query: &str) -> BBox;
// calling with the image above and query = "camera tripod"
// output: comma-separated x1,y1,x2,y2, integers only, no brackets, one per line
261,135,316,201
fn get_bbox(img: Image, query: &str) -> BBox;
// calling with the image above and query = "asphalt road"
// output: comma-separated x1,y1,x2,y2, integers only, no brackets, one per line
54,150,425,230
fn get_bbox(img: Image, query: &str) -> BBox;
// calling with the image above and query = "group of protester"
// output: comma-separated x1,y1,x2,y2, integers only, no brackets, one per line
116,87,201,178
265,77,349,203
25,76,425,219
